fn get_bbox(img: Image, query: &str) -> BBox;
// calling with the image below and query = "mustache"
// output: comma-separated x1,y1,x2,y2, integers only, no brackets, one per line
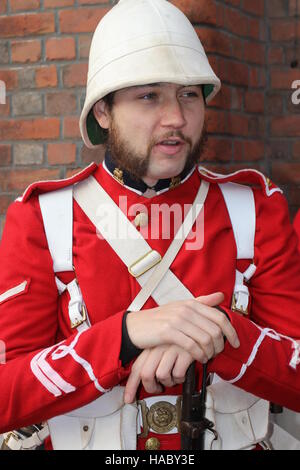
152,131,192,147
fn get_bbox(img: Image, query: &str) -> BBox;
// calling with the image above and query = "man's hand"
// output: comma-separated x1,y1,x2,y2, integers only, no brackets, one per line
124,344,194,403
126,292,240,363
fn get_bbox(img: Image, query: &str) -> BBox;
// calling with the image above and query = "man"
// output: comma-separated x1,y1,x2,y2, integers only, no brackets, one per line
0,0,300,451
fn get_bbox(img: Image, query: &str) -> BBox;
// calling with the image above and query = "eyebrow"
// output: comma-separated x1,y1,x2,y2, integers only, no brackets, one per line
132,83,201,90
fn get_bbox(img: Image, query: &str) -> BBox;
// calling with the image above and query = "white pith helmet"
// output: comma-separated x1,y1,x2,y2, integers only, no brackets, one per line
79,0,221,148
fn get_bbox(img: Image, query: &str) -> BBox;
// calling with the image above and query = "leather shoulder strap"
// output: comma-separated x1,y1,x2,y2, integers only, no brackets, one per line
219,182,255,260
39,186,73,273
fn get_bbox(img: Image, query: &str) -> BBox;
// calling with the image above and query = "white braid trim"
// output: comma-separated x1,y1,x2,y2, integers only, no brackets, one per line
51,330,109,393
227,327,281,384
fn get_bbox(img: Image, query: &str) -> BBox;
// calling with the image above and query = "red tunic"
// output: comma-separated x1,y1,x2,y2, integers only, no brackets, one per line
0,163,300,450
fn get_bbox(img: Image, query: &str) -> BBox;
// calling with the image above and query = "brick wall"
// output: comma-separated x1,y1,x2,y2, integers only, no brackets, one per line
0,0,299,238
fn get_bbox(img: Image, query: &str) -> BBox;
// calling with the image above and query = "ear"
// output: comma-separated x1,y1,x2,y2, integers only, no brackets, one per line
93,99,111,130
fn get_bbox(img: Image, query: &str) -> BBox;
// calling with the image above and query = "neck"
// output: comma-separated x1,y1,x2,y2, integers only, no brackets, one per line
141,176,159,188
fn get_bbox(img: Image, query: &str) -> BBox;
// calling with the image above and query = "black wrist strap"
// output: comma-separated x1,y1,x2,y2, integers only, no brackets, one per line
120,311,142,366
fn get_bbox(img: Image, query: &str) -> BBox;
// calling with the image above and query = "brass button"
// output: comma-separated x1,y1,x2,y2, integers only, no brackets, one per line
266,177,272,188
134,212,148,228
145,437,160,450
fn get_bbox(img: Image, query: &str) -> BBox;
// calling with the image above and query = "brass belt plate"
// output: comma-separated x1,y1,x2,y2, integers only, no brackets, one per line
147,401,177,433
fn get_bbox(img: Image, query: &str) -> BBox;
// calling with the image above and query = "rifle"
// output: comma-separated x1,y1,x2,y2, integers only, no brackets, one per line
180,361,216,450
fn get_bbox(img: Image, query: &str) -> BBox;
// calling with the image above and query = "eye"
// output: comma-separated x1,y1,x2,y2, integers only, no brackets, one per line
138,92,158,101
181,90,200,98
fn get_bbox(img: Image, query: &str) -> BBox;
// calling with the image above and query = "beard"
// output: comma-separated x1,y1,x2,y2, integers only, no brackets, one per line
107,117,208,182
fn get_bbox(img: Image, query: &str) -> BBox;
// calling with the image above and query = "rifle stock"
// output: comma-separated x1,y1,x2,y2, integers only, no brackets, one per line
180,362,212,450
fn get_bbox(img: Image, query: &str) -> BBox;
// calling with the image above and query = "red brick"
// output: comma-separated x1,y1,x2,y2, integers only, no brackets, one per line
66,168,85,178
270,19,298,42
197,28,231,57
244,41,265,65
267,0,288,17
289,186,300,206
230,37,244,60
0,13,55,38
44,0,74,6
0,118,60,140
59,8,110,33
249,66,265,88
219,58,249,86
78,35,92,59
245,90,265,113
268,46,284,65
206,109,227,134
81,144,105,165
36,65,58,88
78,0,109,3
0,145,12,166
48,143,76,164
224,8,248,37
0,100,10,117
46,37,76,61
243,0,265,16
233,141,244,161
247,17,261,40
248,116,265,137
271,115,300,137
242,140,265,161
272,163,300,183
171,0,217,25
265,93,284,115
292,141,300,159
2,169,60,192
202,137,232,162
231,88,244,110
0,195,14,215
290,0,300,15
225,0,240,6
0,70,18,90
62,63,88,87
46,92,77,116
0,0,7,13
14,143,43,165
271,69,300,89
10,0,40,12
227,114,249,136
63,116,81,139
286,47,300,67
11,40,41,63
208,84,231,109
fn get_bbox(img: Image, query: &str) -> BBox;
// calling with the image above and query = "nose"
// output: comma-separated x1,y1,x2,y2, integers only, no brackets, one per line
160,98,186,129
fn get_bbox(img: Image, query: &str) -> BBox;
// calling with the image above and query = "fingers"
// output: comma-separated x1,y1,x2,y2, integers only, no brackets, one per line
124,349,151,403
139,346,171,391
156,347,193,386
161,326,209,363
194,299,240,349
196,292,225,307
125,345,195,403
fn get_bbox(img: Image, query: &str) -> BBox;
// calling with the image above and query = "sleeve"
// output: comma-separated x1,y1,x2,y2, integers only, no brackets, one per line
208,189,300,411
0,198,130,434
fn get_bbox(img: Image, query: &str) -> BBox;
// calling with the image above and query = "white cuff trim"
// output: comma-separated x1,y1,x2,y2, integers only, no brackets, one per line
51,331,108,393
227,327,281,384
30,348,62,397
